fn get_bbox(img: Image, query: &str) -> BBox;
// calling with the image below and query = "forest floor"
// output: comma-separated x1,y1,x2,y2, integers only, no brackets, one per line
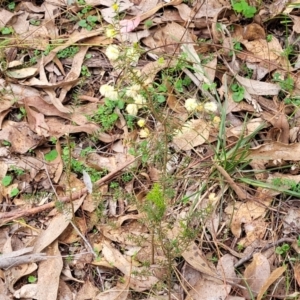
1,0,300,299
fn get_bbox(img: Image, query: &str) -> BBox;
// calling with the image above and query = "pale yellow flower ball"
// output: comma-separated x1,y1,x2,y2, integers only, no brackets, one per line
105,90,119,100
126,84,141,98
204,102,218,113
126,103,138,116
134,94,147,107
105,27,117,38
185,98,198,112
99,84,114,96
213,116,221,124
139,128,150,138
126,47,140,65
137,119,146,127
105,45,120,61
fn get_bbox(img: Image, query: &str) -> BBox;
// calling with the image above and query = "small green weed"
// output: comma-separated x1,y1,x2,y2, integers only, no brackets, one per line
1,26,13,35
144,20,153,28
233,41,243,51
2,175,12,187
29,19,41,26
273,73,294,93
275,243,290,256
9,166,25,176
7,1,15,10
88,99,124,131
2,140,11,146
231,0,257,18
144,183,166,223
284,96,300,106
57,46,79,59
231,83,245,102
44,149,58,162
28,275,37,283
78,15,98,31
237,243,244,252
10,187,19,197
266,34,273,42
129,140,150,165
62,145,106,182
81,65,91,77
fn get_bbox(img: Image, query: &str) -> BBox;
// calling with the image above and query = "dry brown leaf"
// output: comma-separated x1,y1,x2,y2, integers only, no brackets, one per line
95,282,129,300
141,59,177,85
130,0,159,15
137,0,183,22
291,15,300,34
294,263,300,286
19,25,50,50
59,46,89,103
58,280,73,300
13,284,38,299
225,201,270,238
0,121,42,154
33,195,85,253
0,278,10,300
195,0,230,18
36,240,62,300
45,117,101,139
5,260,37,293
166,81,187,114
143,22,193,54
236,74,280,96
102,241,159,292
76,280,100,300
282,209,300,235
59,217,87,244
25,104,50,137
242,253,270,299
248,142,300,161
100,0,133,24
216,254,239,284
182,242,217,277
0,79,40,100
226,118,265,138
185,278,231,300
239,220,267,247
172,119,210,151
6,67,37,79
174,3,196,20
257,265,286,300
42,2,59,38
242,37,282,63
243,23,266,41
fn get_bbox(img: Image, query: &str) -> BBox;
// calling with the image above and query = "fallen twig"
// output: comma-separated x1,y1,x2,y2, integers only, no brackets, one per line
0,157,139,225
234,238,295,268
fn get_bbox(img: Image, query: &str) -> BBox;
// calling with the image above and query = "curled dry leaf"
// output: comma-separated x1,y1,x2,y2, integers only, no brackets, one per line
172,119,210,151
257,266,286,300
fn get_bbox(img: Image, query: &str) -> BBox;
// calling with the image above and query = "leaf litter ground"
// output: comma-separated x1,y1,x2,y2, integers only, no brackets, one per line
0,0,300,299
